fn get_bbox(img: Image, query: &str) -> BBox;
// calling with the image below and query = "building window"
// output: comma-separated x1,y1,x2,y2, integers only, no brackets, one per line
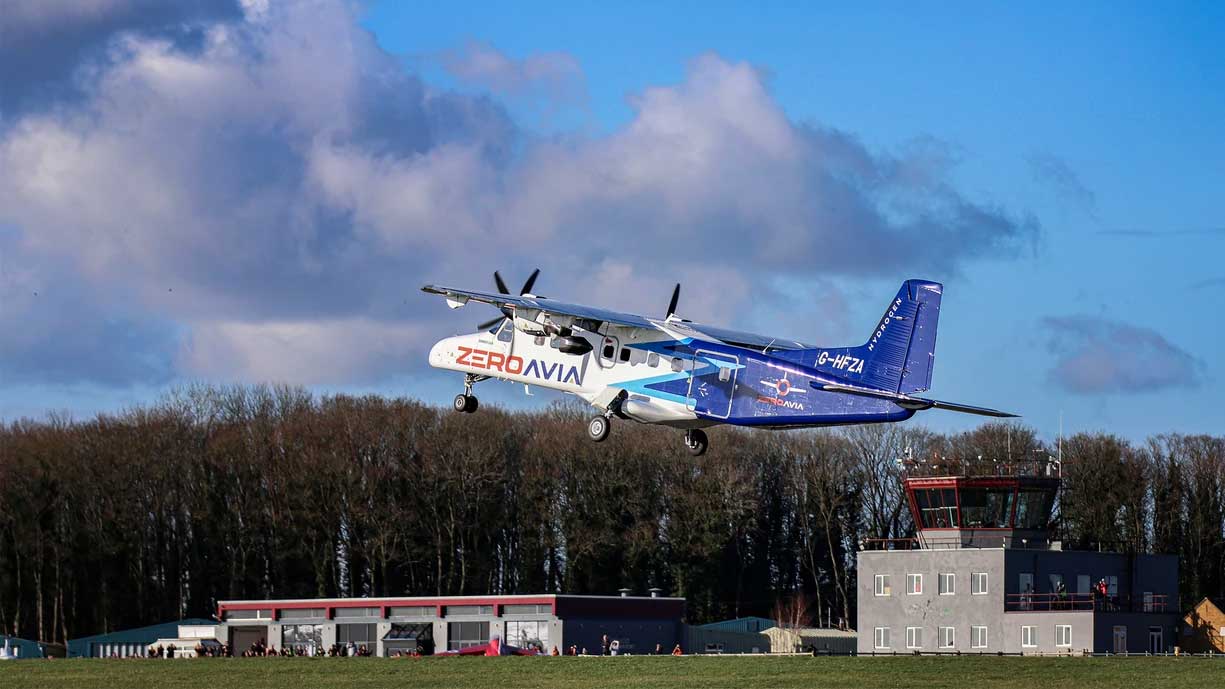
971,626,988,649
939,627,955,649
1021,626,1037,648
282,624,324,655
502,604,552,616
338,623,377,652
279,608,325,620
905,627,922,649
389,606,434,618
333,607,380,619
223,609,270,620
447,621,490,651
1056,625,1071,647
506,620,550,653
874,627,891,650
972,572,988,595
1049,573,1064,595
444,605,493,616
939,572,955,595
1076,574,1090,594
907,573,923,595
874,574,891,596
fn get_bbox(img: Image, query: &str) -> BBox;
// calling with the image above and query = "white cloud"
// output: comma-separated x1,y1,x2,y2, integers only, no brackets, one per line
0,1,1036,390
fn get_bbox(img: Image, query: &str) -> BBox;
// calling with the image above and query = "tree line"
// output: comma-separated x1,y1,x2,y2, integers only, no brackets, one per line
0,384,1221,644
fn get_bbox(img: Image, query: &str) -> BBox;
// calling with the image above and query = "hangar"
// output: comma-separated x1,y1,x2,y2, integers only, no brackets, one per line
215,593,685,657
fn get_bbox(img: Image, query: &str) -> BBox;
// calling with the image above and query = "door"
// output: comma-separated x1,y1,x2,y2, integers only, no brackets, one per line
1112,626,1127,654
599,335,619,368
230,627,267,655
686,350,739,418
1148,627,1163,654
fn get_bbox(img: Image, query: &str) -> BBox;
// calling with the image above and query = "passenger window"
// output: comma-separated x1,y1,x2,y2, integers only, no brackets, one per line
603,344,615,359
497,323,513,342
718,367,731,382
648,353,660,367
619,348,631,363
549,337,560,349
534,336,545,346
671,358,683,372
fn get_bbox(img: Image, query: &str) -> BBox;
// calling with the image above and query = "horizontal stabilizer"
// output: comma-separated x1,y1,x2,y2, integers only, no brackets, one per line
815,382,1018,418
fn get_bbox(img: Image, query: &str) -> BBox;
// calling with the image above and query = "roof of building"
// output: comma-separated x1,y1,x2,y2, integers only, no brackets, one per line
698,617,777,634
67,619,214,656
1,635,46,659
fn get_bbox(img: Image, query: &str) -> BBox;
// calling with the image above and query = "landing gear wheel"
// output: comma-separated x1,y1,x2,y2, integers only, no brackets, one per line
587,415,610,442
453,394,478,414
684,429,708,456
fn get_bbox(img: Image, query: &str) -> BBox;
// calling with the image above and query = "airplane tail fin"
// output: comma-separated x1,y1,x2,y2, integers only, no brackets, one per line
806,280,943,393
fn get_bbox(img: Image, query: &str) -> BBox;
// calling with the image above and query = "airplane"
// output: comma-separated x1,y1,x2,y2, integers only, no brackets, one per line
423,271,1016,456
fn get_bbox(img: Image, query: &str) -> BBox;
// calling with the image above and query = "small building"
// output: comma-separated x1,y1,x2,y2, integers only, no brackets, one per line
67,619,214,658
857,461,1181,655
1181,598,1225,653
764,627,857,654
1,635,48,659
216,593,685,657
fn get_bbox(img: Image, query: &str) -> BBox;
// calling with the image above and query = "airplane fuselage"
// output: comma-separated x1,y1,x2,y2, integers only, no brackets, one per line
428,322,913,429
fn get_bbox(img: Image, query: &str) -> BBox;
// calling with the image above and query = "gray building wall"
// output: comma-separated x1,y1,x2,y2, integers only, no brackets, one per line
858,547,1180,655
857,548,1005,654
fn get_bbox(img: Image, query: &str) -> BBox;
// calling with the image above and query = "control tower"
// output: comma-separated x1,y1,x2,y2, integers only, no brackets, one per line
856,457,1180,655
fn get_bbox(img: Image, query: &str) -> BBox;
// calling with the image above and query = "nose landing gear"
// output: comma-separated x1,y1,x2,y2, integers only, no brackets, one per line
453,374,485,414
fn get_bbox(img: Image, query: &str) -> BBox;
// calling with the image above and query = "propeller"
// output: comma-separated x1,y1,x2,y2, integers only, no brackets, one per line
665,283,681,319
477,269,540,331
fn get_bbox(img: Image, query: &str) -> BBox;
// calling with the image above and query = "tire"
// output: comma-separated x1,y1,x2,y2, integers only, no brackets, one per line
587,415,610,442
684,428,708,456
464,395,479,413
453,394,469,413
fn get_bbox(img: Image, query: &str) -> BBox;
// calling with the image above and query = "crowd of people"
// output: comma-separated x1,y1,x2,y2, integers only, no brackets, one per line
140,636,686,659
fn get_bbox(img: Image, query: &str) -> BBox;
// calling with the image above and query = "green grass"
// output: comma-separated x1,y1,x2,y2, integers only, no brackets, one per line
2,655,1223,689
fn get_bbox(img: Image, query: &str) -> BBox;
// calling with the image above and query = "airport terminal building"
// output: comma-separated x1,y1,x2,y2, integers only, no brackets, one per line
215,593,685,657
857,462,1181,655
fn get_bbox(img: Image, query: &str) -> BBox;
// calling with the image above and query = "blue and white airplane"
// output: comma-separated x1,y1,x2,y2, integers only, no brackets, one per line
423,271,1015,456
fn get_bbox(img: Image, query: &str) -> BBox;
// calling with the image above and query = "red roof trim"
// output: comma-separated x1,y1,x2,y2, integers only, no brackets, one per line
218,596,556,612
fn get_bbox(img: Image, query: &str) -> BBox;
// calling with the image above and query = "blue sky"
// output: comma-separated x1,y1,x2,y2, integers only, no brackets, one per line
0,1,1221,443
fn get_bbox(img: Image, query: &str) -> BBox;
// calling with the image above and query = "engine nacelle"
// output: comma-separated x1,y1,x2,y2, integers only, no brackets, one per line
557,335,592,356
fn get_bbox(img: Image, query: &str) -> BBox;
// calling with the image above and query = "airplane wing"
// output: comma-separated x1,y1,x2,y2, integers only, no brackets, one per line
421,285,662,331
423,284,819,350
815,382,1019,418
670,321,815,351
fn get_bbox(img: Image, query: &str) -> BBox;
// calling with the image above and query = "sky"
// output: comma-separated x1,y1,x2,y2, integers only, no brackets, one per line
0,0,1222,443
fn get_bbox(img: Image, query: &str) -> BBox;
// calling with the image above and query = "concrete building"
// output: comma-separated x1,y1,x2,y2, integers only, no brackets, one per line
215,593,685,657
857,462,1180,655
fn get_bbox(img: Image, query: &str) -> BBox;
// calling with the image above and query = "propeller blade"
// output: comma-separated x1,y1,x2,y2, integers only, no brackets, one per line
477,316,506,331
666,283,681,318
520,268,540,296
493,271,510,295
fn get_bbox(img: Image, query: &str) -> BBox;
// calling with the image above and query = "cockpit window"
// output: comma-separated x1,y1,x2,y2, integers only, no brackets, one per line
496,321,513,342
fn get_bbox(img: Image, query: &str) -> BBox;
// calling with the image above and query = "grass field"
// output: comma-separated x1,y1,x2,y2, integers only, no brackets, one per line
3,655,1224,689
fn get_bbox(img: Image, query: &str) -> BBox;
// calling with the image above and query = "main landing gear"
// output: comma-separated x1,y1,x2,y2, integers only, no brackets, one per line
453,374,484,414
684,429,708,457
586,415,611,442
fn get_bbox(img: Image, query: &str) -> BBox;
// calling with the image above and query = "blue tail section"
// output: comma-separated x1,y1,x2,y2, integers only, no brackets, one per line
783,280,943,393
